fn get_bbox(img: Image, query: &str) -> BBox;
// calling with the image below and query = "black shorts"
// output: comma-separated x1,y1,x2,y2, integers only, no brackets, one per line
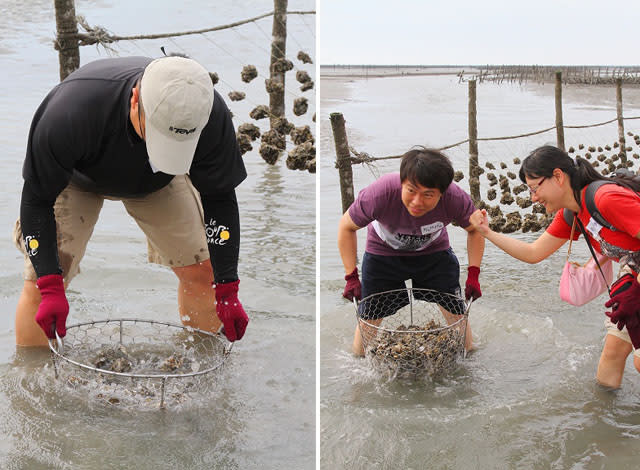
358,249,464,320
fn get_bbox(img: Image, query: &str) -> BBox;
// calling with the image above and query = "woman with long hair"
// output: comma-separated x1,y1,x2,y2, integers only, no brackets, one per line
469,145,640,388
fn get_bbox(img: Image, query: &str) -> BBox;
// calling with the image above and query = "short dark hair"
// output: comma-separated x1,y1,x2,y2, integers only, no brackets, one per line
399,147,454,193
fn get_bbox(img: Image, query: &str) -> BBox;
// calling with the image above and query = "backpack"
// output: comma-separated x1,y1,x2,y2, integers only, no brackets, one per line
562,169,640,231
562,180,617,231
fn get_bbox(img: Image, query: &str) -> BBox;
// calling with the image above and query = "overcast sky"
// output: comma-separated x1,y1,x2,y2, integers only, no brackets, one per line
319,0,638,65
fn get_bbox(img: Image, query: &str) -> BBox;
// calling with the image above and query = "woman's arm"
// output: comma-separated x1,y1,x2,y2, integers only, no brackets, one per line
469,209,566,263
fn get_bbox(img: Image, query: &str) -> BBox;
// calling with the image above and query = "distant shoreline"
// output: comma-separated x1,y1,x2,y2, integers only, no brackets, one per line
320,65,478,78
320,64,640,84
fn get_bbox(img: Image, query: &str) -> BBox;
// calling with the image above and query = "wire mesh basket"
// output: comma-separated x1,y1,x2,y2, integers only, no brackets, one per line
48,319,231,408
356,288,470,379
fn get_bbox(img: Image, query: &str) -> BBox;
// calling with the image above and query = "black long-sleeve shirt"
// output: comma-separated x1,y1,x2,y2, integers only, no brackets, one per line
20,56,246,283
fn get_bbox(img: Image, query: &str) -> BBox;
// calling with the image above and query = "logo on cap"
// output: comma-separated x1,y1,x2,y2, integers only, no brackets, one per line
169,126,197,135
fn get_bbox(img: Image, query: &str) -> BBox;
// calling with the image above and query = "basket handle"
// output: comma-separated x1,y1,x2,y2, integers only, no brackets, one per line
463,298,473,316
218,326,234,355
49,324,64,355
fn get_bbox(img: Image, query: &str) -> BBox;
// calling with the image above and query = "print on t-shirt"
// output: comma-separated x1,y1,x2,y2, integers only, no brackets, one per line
372,220,444,251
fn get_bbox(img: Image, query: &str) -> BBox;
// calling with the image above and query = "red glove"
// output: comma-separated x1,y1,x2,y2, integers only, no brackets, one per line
214,280,249,342
342,267,361,301
605,276,640,349
465,266,482,301
35,274,69,339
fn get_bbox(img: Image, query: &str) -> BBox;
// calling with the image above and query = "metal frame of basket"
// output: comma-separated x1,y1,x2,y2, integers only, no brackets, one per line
48,318,232,408
354,288,471,378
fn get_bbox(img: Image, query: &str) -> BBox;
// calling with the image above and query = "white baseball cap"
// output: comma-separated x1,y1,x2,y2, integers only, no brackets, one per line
140,56,214,175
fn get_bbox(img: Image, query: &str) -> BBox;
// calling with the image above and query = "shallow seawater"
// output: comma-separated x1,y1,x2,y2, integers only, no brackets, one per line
0,1,316,468
320,73,640,469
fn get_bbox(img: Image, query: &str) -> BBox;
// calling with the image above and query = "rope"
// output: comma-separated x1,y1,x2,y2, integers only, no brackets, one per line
346,115,640,163
349,140,471,163
564,117,618,129
440,139,470,150
62,10,315,49
477,126,555,142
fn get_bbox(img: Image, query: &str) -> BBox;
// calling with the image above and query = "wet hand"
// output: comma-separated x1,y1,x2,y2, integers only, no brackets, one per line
35,274,69,339
343,267,362,301
214,280,249,342
465,266,482,301
469,209,490,236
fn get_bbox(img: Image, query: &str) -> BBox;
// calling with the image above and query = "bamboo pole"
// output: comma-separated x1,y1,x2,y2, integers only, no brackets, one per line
54,0,80,81
555,71,565,151
330,113,355,213
269,0,287,132
616,78,626,162
468,80,480,204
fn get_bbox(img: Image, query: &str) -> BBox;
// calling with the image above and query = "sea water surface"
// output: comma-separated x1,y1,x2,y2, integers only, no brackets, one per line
0,1,316,468
320,70,640,469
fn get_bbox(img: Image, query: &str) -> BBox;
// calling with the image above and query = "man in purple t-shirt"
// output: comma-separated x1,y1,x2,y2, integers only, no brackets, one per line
338,147,485,356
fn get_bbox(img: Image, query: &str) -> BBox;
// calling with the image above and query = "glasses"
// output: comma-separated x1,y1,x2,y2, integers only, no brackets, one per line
528,177,547,195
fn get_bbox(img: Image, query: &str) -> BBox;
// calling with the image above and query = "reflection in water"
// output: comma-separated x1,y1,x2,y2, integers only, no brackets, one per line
0,0,316,467
242,162,315,297
321,74,640,469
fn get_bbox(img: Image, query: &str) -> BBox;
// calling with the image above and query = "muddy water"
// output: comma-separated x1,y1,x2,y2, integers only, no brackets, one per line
0,1,316,468
320,72,640,469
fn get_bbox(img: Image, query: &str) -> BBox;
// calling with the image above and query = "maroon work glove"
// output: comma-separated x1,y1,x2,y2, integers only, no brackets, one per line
605,275,640,349
214,280,249,342
465,266,482,301
342,267,362,301
35,274,69,339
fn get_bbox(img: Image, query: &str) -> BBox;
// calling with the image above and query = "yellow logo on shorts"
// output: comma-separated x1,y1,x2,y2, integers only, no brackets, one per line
220,230,230,241
29,239,39,250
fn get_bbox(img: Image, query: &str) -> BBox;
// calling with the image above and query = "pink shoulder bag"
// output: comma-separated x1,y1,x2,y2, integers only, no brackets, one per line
558,217,613,306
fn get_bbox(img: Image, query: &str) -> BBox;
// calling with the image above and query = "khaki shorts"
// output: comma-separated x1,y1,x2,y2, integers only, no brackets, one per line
604,264,640,358
14,175,209,283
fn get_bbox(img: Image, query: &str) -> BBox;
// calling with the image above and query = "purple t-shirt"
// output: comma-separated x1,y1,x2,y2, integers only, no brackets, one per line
348,173,476,256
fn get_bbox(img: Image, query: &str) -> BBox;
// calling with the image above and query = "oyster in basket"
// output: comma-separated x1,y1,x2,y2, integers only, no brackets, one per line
160,354,192,372
93,344,133,372
367,320,464,377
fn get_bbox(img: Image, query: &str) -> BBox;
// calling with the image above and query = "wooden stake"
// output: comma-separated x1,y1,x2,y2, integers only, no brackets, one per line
54,0,80,81
269,0,287,130
330,113,355,213
468,80,480,204
616,78,626,162
555,71,565,151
